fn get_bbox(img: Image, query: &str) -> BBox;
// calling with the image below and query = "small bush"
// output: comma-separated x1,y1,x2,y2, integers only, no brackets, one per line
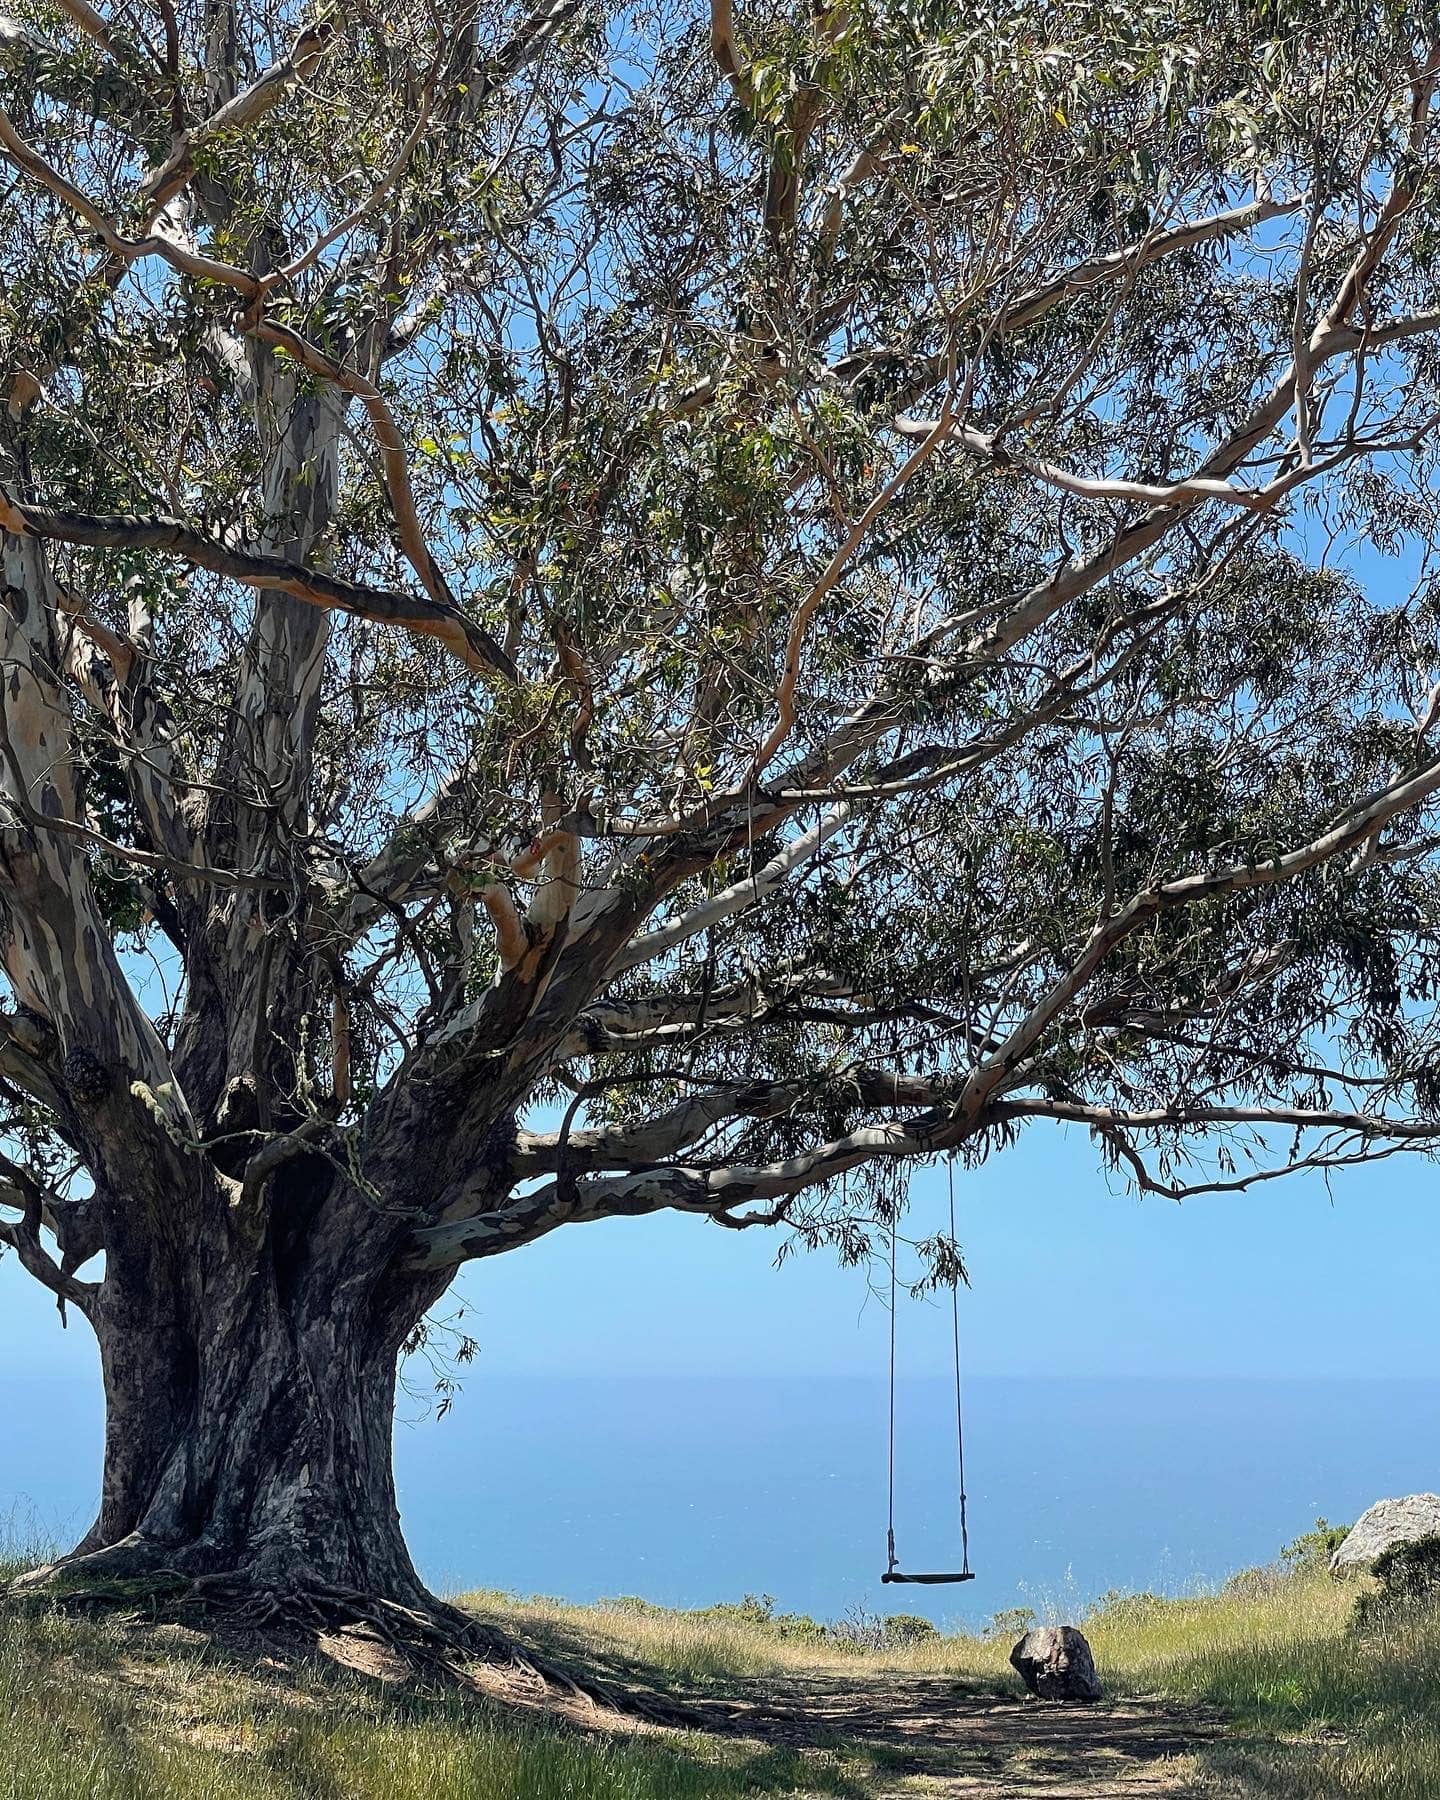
693,1593,828,1644
698,1593,777,1628
733,1592,776,1625
604,1594,666,1616
828,1605,886,1652
767,1609,828,1646
981,1606,1036,1642
1222,1566,1289,1600
1281,1518,1351,1572
882,1613,938,1647
1089,1589,1165,1621
1352,1536,1440,1633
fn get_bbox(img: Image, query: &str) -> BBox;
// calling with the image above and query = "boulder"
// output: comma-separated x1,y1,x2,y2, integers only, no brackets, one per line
1330,1495,1440,1576
1009,1625,1103,1703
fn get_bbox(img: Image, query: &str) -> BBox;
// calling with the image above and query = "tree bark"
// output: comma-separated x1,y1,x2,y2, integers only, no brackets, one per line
52,1172,436,1608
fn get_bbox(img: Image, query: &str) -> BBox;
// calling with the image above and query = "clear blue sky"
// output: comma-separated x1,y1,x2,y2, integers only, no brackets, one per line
5,1118,1435,1389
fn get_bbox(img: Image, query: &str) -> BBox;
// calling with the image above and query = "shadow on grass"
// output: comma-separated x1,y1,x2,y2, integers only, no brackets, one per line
2,1580,1242,1798
1,1594,887,1800
1106,1621,1440,1800
462,1594,1010,1706
459,1597,1224,1794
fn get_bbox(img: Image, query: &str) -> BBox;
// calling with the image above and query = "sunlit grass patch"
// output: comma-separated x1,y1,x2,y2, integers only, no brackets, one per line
456,1586,1019,1686
1082,1575,1440,1800
462,1568,1440,1800
1085,1570,1355,1703
6,1531,1440,1799
0,1509,55,1587
0,1603,851,1800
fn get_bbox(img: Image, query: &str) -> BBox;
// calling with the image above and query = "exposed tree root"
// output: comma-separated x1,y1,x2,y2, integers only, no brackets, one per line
4,1563,699,1727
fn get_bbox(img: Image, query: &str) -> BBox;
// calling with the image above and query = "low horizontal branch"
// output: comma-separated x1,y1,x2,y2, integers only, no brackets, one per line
0,494,513,677
408,1101,971,1269
520,1068,965,1174
408,1084,1440,1273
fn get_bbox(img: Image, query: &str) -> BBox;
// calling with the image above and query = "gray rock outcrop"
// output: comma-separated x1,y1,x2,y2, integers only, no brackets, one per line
1009,1625,1103,1702
1331,1495,1440,1575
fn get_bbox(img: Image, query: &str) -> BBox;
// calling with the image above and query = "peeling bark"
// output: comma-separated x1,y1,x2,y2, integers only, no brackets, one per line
65,1166,439,1602
174,362,343,1134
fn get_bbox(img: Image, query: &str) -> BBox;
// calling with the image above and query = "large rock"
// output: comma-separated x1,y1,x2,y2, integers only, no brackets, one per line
1331,1495,1440,1575
1009,1626,1103,1703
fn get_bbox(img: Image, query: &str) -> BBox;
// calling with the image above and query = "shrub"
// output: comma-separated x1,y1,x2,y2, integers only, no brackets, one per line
828,1605,886,1652
695,1593,777,1628
693,1594,828,1644
1222,1566,1289,1600
882,1613,938,1647
1089,1589,1165,1620
982,1606,1036,1642
605,1595,666,1616
1352,1536,1440,1633
1281,1518,1351,1572
771,1609,828,1646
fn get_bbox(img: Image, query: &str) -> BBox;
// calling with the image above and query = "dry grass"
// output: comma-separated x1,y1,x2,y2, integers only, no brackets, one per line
465,1572,1440,1797
1087,1575,1440,1798
0,1601,853,1800
2,1551,1438,1797
457,1586,1018,1684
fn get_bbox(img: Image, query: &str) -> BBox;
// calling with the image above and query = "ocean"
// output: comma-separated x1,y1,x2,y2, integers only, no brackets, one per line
3,1373,1436,1629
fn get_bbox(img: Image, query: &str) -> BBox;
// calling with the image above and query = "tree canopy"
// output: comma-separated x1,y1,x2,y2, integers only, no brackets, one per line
3,0,1440,1603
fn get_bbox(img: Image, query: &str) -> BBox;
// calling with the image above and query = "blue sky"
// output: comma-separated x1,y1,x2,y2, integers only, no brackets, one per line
5,1116,1435,1391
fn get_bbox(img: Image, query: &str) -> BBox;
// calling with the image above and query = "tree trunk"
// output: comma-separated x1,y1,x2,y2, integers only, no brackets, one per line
56,1179,435,1608
25,1185,674,1718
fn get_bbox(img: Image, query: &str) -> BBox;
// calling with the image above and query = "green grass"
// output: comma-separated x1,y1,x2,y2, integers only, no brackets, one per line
0,1603,859,1800
461,1572,1440,1797
1087,1575,1440,1798
3,1553,1439,1797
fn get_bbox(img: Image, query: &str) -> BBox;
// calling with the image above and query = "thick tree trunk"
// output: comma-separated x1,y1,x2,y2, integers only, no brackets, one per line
79,1317,418,1601
54,1177,436,1608
27,1200,674,1718
73,1305,423,1601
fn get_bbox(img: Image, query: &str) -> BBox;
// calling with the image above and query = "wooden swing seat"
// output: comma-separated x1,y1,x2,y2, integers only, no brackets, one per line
881,1569,976,1585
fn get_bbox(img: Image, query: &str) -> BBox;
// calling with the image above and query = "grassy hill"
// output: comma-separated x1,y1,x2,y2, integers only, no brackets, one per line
2,1539,1438,1798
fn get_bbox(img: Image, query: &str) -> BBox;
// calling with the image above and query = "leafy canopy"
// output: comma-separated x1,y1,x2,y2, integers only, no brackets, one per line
1,0,1440,1298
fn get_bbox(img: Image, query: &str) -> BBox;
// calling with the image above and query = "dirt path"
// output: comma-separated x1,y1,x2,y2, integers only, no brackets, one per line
716,1673,1227,1798
217,1613,1234,1797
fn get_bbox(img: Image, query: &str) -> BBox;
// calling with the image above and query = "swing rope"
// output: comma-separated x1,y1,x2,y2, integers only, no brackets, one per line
947,1158,972,1578
887,1184,899,1577
883,1159,974,1584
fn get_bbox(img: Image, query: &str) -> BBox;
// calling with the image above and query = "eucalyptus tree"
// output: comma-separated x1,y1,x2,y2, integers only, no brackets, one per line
2,0,1440,1622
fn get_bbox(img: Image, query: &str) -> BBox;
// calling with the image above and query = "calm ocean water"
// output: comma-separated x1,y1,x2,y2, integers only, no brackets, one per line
3,1375,1436,1629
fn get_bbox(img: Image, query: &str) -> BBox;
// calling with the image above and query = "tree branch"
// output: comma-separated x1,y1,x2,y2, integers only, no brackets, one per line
0,493,512,676
952,753,1440,1125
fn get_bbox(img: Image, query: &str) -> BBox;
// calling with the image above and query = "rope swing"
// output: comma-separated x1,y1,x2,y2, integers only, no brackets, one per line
882,1158,975,1585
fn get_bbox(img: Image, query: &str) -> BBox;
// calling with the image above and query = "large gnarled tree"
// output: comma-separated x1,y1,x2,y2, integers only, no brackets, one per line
3,0,1440,1620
